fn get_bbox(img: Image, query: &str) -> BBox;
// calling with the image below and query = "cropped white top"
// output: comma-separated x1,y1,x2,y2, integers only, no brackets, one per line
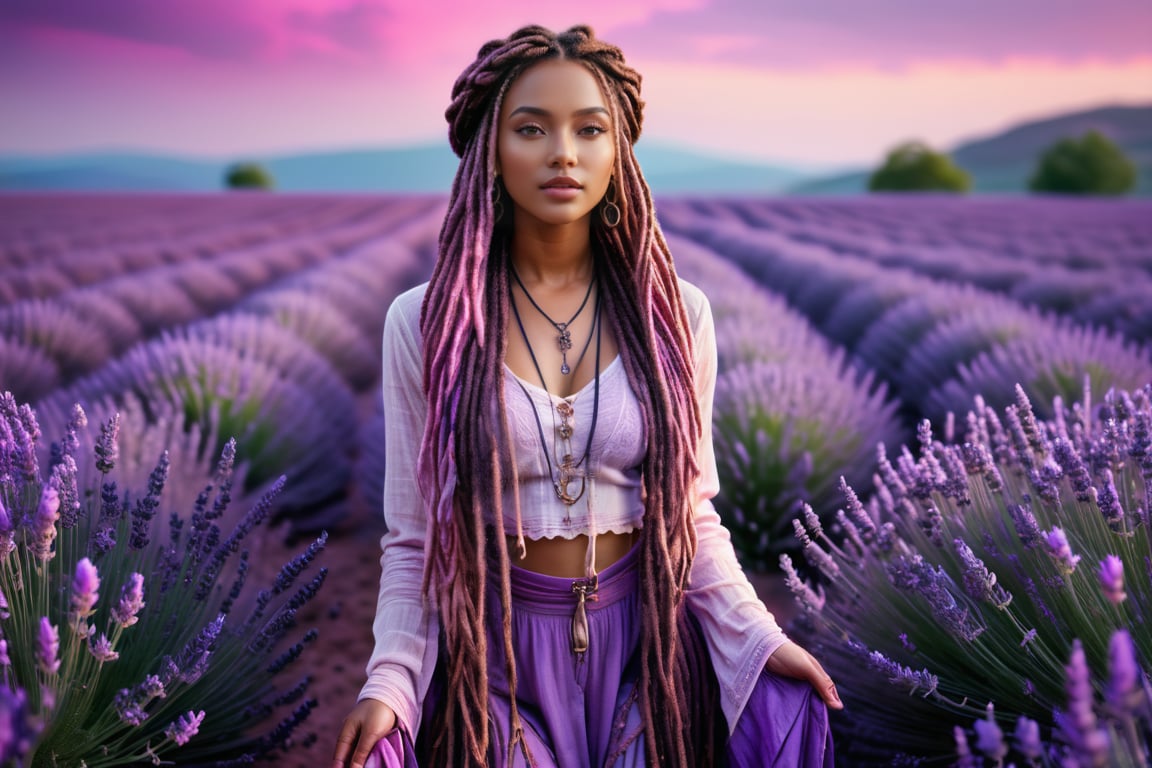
501,352,646,543
359,279,788,737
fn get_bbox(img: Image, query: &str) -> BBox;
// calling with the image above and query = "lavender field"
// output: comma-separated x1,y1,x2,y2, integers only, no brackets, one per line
1,192,1150,765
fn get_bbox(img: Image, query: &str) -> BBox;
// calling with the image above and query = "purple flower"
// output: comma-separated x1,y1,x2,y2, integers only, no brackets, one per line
954,539,1012,609
1053,436,1092,502
780,554,826,613
29,486,60,562
51,456,81,529
1020,628,1038,647
1043,526,1081,575
70,557,101,631
1013,715,1042,760
887,554,983,642
89,633,119,663
0,685,31,765
0,588,9,620
0,639,9,667
866,650,939,698
0,497,14,559
953,725,977,768
114,673,166,725
1098,555,1126,605
165,710,205,746
1095,468,1125,528
1007,504,1042,549
1107,629,1141,716
171,615,224,685
37,617,60,675
1059,639,1109,765
94,412,121,474
112,573,145,628
972,702,1007,760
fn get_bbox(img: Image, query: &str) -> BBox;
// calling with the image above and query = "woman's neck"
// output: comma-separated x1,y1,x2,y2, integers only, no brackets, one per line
509,220,595,286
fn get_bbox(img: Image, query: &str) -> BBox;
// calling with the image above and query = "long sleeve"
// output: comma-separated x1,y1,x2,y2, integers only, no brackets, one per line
357,284,440,736
680,280,789,734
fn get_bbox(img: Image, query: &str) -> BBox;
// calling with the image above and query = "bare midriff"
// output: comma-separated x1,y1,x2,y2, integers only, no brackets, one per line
507,530,639,577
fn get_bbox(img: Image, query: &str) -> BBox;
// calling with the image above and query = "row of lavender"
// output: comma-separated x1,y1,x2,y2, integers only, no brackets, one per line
658,197,1152,428
676,196,1152,342
3,195,441,528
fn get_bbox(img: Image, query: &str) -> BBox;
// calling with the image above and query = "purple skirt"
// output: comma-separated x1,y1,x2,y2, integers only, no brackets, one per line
367,546,833,767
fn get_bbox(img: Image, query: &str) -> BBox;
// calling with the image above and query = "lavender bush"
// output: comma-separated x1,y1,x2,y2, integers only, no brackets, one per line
668,233,905,568
37,314,357,523
783,383,1152,765
0,391,326,765
713,358,902,568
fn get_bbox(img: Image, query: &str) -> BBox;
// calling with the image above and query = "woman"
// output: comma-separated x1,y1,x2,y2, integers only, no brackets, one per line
333,24,840,768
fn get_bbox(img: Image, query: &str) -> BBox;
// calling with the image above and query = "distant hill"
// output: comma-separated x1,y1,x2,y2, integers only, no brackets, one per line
0,142,818,195
788,103,1152,196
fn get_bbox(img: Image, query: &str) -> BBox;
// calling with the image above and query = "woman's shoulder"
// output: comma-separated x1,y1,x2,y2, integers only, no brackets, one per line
676,277,712,332
386,282,428,330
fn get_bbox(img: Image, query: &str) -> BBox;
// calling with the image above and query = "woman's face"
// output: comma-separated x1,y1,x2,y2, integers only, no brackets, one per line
496,59,616,230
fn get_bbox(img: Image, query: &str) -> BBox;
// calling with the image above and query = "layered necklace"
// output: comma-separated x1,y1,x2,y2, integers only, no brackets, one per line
508,269,602,509
510,265,595,377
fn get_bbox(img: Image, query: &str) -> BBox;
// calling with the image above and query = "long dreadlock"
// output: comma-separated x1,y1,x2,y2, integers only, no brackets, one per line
418,24,720,766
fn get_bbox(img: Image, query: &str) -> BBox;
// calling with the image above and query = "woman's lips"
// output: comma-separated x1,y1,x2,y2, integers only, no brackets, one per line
541,177,582,189
540,178,582,200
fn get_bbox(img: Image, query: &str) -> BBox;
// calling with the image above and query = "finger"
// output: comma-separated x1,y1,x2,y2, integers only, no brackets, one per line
332,721,360,767
821,677,843,710
803,654,843,710
351,730,386,768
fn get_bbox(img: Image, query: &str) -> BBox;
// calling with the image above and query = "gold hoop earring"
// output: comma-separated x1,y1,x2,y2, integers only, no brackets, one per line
492,177,505,223
600,178,621,228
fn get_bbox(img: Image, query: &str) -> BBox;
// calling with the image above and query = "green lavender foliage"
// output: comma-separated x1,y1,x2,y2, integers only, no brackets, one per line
0,392,326,766
783,382,1152,765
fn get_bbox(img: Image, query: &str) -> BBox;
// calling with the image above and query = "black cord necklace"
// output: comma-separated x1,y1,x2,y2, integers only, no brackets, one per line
510,265,595,376
509,278,602,507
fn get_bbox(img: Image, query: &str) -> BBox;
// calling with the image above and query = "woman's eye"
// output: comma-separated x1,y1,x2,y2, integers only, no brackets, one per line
516,125,544,136
580,125,608,136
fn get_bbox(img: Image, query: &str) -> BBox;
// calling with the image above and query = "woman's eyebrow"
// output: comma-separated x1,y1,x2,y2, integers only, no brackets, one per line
508,106,610,118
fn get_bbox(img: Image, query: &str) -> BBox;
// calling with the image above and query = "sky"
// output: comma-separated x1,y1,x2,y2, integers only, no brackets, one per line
1,0,1149,168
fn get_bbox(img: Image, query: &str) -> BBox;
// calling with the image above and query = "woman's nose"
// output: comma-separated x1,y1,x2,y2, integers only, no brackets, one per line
548,132,577,167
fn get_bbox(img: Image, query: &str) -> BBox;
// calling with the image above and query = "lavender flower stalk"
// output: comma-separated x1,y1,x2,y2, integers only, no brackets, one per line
37,618,60,676
165,710,205,746
69,557,100,636
1098,555,1126,605
111,573,145,628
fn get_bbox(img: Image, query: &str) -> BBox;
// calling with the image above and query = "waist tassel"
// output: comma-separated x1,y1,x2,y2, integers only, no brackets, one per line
571,576,598,655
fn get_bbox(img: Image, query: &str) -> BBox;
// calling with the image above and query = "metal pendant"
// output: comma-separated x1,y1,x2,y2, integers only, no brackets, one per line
557,323,573,374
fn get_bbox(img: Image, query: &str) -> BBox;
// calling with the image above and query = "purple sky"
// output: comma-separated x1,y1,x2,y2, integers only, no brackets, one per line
1,0,1149,166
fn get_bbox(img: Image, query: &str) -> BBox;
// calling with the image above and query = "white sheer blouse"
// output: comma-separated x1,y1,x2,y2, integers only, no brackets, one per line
358,279,788,736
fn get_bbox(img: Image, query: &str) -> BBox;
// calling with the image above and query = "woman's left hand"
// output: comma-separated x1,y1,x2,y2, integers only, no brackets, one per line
765,640,843,710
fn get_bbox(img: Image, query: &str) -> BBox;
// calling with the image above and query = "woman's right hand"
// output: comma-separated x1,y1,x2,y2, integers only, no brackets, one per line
331,699,398,768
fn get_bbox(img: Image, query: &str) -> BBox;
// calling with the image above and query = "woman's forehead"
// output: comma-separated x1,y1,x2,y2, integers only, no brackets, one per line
501,60,609,118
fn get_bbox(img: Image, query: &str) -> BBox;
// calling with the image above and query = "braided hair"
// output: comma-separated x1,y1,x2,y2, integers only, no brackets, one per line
419,24,719,766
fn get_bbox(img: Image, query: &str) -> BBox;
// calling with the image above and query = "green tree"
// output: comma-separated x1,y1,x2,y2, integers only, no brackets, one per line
225,161,275,190
1029,129,1136,195
868,141,971,193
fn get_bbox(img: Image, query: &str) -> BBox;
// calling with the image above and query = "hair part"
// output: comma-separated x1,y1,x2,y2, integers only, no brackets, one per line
419,24,719,766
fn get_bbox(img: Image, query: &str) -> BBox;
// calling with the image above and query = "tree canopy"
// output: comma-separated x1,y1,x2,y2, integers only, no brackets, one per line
1029,129,1136,195
225,162,275,190
868,141,971,193
866,142,967,193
